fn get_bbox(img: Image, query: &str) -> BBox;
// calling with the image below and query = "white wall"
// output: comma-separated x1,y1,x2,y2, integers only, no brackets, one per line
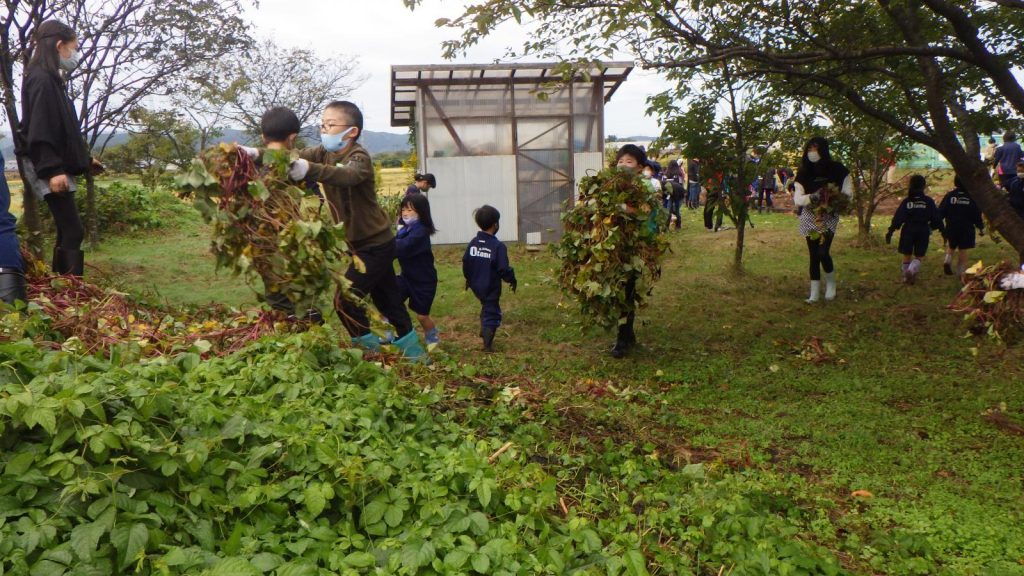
573,152,605,190
423,155,519,245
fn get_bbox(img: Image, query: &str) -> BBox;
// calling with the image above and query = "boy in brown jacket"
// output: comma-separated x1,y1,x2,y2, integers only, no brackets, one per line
287,101,427,362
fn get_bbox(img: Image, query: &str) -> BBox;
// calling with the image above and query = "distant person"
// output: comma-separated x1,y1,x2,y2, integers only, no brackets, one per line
982,136,998,178
1007,161,1024,222
395,193,440,346
643,160,666,208
793,136,853,303
463,205,517,352
703,173,725,232
994,131,1022,189
405,173,435,197
686,157,701,209
0,151,27,305
665,159,685,228
886,174,944,285
15,20,102,277
938,176,984,276
757,166,777,213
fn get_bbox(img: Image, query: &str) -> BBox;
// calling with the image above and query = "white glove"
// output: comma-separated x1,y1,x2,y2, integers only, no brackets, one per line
289,158,310,181
239,145,259,159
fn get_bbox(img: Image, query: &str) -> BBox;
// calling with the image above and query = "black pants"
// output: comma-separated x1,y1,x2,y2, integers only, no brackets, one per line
806,233,835,281
758,188,774,210
337,239,412,339
44,192,84,251
704,201,723,230
619,275,637,339
667,198,683,229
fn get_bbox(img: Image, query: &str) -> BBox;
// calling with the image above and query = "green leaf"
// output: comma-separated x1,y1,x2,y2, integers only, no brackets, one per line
444,549,469,570
623,550,649,576
471,553,490,574
304,484,326,518
5,452,35,476
70,521,107,560
118,523,149,570
383,504,404,527
362,499,387,526
343,551,376,569
208,557,260,575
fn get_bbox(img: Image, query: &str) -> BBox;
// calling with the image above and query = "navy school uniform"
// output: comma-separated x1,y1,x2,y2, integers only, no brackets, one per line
395,220,437,315
1009,177,1024,220
889,193,944,257
462,231,517,329
938,187,983,250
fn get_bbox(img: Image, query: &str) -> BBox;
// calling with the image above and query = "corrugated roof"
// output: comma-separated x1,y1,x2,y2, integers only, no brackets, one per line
390,61,633,127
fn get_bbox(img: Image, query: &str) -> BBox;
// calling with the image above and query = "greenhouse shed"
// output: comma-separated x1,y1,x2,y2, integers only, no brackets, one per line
391,62,633,244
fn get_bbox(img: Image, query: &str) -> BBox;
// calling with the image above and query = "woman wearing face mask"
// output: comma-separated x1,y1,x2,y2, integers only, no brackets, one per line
15,20,98,276
792,137,853,303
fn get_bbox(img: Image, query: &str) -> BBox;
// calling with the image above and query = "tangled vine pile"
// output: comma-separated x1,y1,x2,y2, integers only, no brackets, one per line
554,168,669,328
0,254,291,359
950,260,1024,341
176,144,351,314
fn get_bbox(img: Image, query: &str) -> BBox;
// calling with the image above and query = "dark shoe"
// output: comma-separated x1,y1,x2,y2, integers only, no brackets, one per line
943,262,953,276
53,248,85,276
481,327,496,352
0,271,27,305
610,338,629,358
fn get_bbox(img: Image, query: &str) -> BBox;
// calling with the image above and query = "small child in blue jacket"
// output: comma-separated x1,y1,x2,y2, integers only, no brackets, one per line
886,174,944,285
395,193,439,345
463,205,517,352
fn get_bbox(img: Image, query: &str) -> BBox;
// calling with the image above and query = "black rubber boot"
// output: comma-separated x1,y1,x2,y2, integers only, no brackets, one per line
610,322,635,358
51,246,61,274
0,271,27,305
61,249,85,277
481,327,496,352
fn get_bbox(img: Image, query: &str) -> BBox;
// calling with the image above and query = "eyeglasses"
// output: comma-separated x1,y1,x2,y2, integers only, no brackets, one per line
320,122,349,132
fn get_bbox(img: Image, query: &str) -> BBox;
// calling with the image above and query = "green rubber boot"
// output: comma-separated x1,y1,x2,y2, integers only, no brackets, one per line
394,330,430,364
351,332,382,353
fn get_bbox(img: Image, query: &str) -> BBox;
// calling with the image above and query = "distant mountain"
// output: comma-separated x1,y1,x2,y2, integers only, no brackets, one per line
0,127,412,161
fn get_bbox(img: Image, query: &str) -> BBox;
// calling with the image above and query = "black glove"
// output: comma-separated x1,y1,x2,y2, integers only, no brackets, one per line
464,280,470,291
979,228,985,237
885,230,893,244
510,279,518,293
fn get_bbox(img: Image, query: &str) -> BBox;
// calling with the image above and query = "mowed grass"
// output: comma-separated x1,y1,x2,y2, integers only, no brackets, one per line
78,193,1024,573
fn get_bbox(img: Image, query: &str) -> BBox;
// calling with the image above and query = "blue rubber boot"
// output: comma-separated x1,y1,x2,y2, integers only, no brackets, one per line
393,330,430,364
351,333,382,353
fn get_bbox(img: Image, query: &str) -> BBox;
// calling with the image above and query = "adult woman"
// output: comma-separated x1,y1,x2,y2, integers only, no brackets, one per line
793,137,852,303
16,20,95,276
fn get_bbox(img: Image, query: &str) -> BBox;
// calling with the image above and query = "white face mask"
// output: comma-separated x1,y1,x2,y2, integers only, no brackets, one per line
59,51,80,72
807,151,821,163
1017,172,1024,178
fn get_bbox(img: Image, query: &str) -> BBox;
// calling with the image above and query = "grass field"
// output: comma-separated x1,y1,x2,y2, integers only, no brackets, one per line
74,186,1024,573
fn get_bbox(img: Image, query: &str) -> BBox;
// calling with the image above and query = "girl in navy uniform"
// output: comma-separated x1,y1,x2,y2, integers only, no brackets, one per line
938,176,984,276
886,174,944,284
395,194,440,345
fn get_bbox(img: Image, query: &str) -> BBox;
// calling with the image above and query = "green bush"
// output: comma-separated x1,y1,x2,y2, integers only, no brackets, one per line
0,328,851,575
39,181,192,236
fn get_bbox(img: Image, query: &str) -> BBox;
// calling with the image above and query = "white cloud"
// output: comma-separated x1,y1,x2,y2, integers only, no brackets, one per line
247,0,664,137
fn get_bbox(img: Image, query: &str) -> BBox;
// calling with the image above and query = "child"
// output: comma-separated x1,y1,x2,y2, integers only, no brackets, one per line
1008,161,1024,222
396,193,440,345
938,176,984,276
886,174,944,284
609,144,662,358
254,107,324,323
286,100,427,361
463,205,517,352
405,173,436,197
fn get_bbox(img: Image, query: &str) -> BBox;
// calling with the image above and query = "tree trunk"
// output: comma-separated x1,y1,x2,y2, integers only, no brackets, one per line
734,211,746,271
85,172,99,249
955,161,1024,264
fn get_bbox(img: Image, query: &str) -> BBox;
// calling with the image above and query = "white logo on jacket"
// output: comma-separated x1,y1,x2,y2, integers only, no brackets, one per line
950,196,973,206
469,246,492,259
906,201,929,210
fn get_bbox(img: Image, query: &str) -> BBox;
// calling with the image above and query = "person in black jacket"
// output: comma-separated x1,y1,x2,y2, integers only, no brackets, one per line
886,174,944,285
15,20,98,276
938,176,984,276
463,205,516,352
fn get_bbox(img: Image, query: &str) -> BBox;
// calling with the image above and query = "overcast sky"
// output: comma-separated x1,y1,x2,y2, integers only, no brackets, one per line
248,0,665,138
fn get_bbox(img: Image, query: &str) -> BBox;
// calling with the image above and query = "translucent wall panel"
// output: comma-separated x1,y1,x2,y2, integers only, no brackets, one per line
422,156,519,245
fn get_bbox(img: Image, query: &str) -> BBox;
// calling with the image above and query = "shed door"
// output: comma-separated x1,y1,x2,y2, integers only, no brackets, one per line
515,118,572,243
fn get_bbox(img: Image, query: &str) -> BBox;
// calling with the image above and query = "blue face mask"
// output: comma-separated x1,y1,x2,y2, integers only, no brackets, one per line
321,127,355,153
403,214,419,225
